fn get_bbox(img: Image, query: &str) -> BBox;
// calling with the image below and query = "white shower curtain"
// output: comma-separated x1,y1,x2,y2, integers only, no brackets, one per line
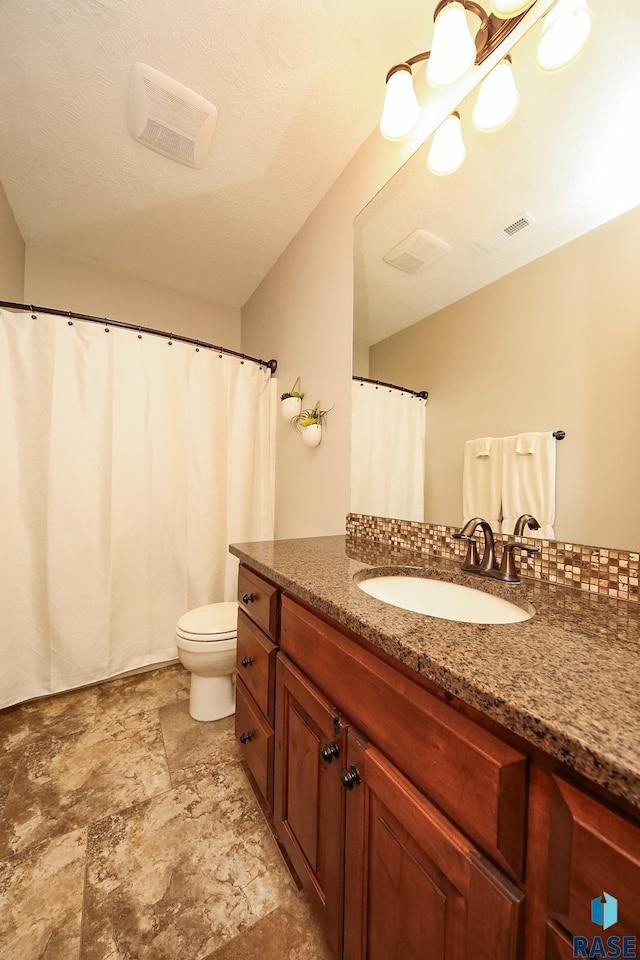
351,380,426,522
0,308,275,708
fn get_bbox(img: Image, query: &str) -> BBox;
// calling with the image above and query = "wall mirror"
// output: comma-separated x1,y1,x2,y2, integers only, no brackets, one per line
352,0,640,551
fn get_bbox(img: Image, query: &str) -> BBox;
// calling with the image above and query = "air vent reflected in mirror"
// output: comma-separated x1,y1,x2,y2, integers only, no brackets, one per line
383,228,452,274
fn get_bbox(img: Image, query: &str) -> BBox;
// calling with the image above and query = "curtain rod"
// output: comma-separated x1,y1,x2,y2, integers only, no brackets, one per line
0,300,278,374
353,374,428,400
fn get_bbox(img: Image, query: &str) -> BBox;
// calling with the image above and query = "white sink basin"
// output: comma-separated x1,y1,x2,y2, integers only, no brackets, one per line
356,575,532,624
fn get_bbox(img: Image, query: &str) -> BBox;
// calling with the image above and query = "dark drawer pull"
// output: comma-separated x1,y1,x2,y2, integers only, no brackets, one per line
340,766,361,790
242,593,255,604
239,731,253,744
321,741,340,764
241,656,254,668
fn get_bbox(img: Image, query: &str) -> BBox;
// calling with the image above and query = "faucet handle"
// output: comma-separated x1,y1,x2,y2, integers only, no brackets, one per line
496,542,540,583
452,532,479,571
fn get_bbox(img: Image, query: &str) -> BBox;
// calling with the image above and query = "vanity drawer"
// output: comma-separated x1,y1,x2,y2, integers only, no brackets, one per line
280,595,527,881
237,564,279,640
236,609,277,723
235,678,274,809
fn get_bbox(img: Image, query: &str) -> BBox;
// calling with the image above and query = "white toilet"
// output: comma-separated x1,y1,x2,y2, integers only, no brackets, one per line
175,601,239,722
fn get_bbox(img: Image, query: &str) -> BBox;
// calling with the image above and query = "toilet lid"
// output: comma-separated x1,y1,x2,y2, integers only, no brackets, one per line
177,601,238,637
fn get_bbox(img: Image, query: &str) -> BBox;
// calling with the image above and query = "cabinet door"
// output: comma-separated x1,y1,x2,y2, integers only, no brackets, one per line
546,775,640,940
274,653,347,959
343,729,524,960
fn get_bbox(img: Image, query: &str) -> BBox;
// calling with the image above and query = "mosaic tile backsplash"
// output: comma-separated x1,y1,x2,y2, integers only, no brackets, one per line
346,514,639,603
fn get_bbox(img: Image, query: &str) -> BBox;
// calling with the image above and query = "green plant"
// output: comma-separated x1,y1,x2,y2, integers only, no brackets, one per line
291,400,333,434
280,376,304,402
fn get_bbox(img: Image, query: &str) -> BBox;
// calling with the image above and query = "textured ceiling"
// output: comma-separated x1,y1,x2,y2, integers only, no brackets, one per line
354,0,640,346
0,0,435,307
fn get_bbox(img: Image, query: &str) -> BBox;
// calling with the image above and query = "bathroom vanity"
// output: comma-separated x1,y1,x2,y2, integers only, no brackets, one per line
230,535,640,960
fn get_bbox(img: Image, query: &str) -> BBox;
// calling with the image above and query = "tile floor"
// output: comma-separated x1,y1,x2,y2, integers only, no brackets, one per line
0,664,334,960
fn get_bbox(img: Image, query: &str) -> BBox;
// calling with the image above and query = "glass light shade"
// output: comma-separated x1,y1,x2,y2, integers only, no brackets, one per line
380,66,420,141
427,113,466,175
426,2,476,89
472,59,519,132
489,0,531,17
535,0,594,72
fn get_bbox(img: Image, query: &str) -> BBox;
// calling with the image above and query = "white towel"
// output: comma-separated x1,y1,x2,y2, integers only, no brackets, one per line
473,436,492,457
462,437,503,533
501,431,556,538
516,432,537,455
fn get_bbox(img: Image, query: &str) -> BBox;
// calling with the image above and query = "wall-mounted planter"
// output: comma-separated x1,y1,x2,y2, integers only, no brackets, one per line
280,376,304,421
301,423,322,448
291,400,333,449
281,394,302,420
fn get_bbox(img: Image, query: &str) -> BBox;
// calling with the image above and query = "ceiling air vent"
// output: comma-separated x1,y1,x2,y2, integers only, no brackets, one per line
477,211,537,252
383,228,452,274
128,62,218,169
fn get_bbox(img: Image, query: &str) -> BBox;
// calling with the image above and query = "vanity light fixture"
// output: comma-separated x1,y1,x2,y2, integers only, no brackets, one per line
535,0,594,72
472,54,519,131
380,0,594,171
380,0,532,142
427,112,466,175
426,2,477,89
380,64,422,141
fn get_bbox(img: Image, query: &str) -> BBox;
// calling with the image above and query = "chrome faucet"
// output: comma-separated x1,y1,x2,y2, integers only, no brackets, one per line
453,518,497,575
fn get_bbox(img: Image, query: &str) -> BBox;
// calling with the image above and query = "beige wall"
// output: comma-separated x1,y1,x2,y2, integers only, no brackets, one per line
369,205,640,551
0,181,25,301
24,246,241,347
241,136,411,539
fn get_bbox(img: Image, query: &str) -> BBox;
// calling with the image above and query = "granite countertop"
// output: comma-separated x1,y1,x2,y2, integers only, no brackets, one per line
229,535,640,809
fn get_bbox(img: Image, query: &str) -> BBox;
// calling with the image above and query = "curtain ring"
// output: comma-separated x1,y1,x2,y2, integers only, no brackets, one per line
241,354,245,365
31,305,37,318
195,339,200,352
67,310,73,327
137,324,142,340
104,317,110,333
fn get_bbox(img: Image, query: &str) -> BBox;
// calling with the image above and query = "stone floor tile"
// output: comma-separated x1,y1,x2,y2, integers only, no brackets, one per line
0,827,87,960
82,763,295,960
0,684,98,760
95,662,189,722
205,889,335,960
159,701,241,785
0,710,171,858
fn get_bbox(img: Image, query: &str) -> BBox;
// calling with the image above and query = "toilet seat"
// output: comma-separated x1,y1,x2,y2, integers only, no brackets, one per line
176,601,238,642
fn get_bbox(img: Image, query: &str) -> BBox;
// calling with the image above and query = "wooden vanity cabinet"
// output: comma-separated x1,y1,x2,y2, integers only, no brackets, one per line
343,728,524,960
234,565,279,809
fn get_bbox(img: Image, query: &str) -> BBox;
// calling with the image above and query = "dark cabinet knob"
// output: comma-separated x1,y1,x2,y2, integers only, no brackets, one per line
241,656,254,668
239,731,253,744
242,593,255,604
340,765,362,790
320,741,340,764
